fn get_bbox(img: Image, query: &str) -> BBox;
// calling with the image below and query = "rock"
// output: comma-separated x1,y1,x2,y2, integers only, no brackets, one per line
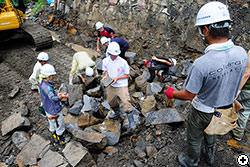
86,85,102,97
68,85,83,107
103,146,118,156
63,141,96,167
145,108,184,125
59,83,69,104
69,100,83,115
122,106,143,129
73,129,107,150
38,150,68,167
88,120,121,146
133,160,144,167
101,76,113,87
0,162,7,167
142,70,151,81
64,113,79,124
65,122,81,134
146,145,158,157
140,95,156,115
95,58,103,71
146,82,164,95
125,52,136,65
12,131,30,150
134,146,146,158
81,95,100,113
135,76,147,89
78,112,102,128
132,92,144,99
5,155,14,166
85,76,96,88
16,134,50,166
169,65,178,76
180,60,192,77
101,101,111,111
1,112,30,136
8,85,19,98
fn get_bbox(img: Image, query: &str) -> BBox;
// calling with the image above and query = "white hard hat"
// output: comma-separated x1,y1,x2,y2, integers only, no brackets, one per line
195,2,231,27
107,42,121,55
37,52,49,61
41,64,56,76
170,58,177,66
96,21,104,30
85,67,94,77
100,37,110,45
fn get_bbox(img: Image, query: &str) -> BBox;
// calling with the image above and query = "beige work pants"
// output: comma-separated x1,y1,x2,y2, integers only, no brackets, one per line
106,86,132,113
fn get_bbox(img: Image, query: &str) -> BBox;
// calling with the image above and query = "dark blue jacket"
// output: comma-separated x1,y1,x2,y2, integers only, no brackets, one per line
111,38,129,51
39,80,62,115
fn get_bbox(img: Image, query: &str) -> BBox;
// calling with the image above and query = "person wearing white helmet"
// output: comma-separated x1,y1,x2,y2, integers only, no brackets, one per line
29,52,49,90
39,64,69,144
102,42,136,130
69,51,96,87
164,2,248,167
95,21,115,53
145,56,177,83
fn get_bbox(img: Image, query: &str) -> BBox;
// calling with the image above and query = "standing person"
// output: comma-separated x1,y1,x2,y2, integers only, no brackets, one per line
96,21,115,53
29,52,49,90
232,50,250,141
102,42,136,130
69,52,96,86
145,56,176,82
39,64,69,144
101,36,129,59
164,2,248,166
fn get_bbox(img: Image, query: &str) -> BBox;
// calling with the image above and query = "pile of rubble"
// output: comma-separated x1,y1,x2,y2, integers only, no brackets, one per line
1,49,193,166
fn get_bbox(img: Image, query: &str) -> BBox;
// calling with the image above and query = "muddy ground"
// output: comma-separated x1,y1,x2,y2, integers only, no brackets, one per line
0,34,249,166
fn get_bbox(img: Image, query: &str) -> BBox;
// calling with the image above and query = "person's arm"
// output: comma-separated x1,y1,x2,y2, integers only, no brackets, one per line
97,37,100,52
112,74,130,84
152,56,173,66
29,62,40,85
69,57,78,77
239,51,250,90
172,89,196,101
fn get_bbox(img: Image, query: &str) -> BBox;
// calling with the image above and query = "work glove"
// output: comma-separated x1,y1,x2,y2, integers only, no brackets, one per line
164,86,175,99
69,76,73,85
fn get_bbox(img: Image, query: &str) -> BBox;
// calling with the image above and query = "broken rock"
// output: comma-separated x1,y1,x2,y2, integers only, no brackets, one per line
88,119,121,146
78,112,102,128
8,85,20,98
68,85,83,107
38,150,68,167
146,82,164,95
81,95,100,113
16,134,50,166
141,95,156,115
12,131,30,150
146,145,158,157
86,85,102,97
1,112,30,136
145,108,184,125
63,141,96,167
135,75,147,90
103,146,118,156
73,129,107,150
69,100,83,115
125,52,136,65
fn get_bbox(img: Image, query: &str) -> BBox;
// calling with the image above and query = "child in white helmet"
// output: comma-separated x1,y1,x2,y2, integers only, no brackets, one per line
39,64,69,144
29,52,49,90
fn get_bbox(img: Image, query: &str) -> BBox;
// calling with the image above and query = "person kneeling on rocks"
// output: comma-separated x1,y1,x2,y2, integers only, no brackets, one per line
145,56,176,83
29,52,49,90
102,42,136,130
69,52,97,87
39,64,69,144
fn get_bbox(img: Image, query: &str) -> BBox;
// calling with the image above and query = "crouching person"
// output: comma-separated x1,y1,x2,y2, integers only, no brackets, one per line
102,42,135,130
39,64,69,144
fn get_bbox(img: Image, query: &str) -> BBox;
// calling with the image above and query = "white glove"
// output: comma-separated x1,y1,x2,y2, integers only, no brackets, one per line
69,76,73,85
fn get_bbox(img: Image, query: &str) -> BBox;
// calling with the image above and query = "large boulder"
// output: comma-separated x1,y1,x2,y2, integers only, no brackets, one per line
146,82,164,95
81,95,100,113
68,85,83,107
38,150,68,167
69,100,83,115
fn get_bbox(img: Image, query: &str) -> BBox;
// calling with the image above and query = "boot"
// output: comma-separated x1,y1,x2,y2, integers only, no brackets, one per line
52,132,58,143
127,112,136,129
57,134,65,145
202,144,215,166
178,154,199,167
109,107,120,119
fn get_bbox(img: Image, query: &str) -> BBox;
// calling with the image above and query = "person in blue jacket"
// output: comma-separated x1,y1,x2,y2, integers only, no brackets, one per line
101,36,129,59
39,64,69,144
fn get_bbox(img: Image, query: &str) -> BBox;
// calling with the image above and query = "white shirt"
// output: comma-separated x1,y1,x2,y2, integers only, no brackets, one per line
29,61,42,85
102,56,130,87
